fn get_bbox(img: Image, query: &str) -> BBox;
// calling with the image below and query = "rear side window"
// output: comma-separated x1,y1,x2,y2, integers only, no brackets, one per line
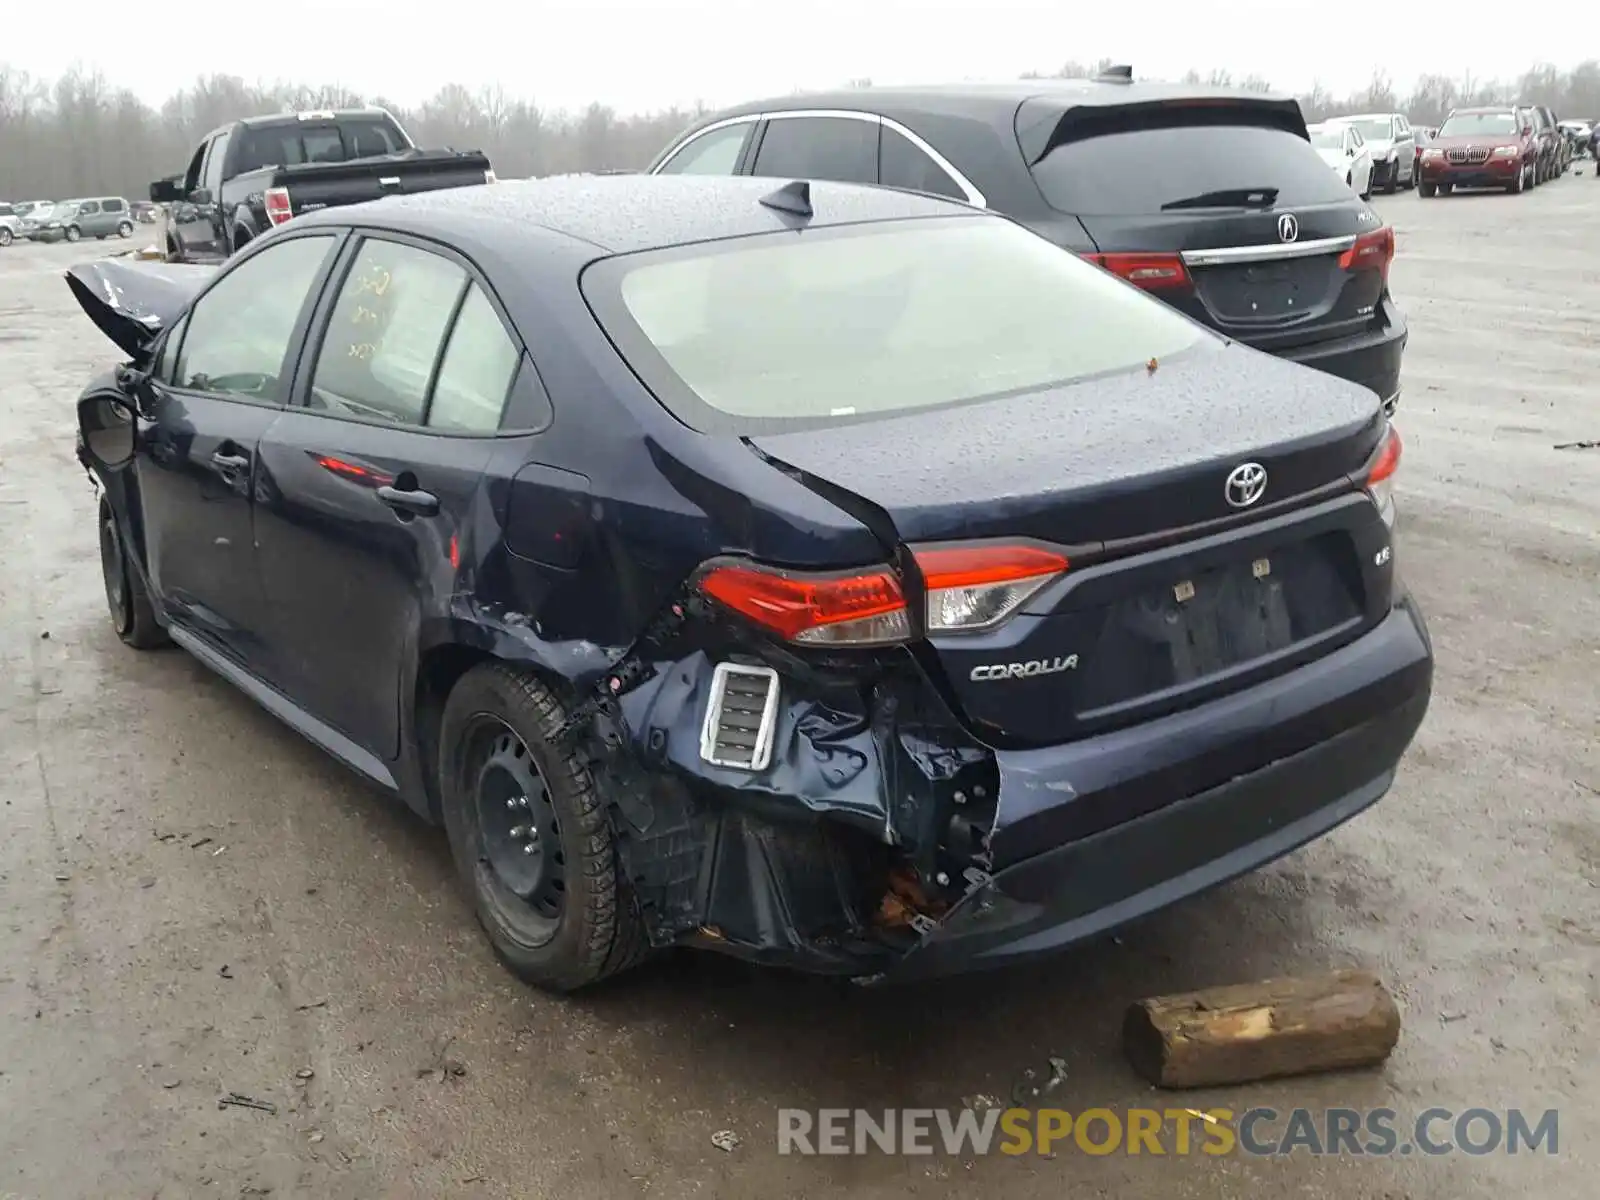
428,285,520,433
309,239,466,425
879,127,965,199
103,198,125,213
588,216,1207,434
657,122,753,175
1030,124,1355,216
750,116,878,185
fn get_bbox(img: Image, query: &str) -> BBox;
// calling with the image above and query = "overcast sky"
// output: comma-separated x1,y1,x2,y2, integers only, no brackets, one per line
6,0,1591,113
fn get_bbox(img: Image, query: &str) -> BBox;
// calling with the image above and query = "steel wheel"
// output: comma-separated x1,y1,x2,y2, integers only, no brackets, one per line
466,716,566,930
99,503,129,631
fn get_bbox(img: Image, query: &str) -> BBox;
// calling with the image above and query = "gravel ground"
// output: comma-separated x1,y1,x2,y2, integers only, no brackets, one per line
1,175,1597,1199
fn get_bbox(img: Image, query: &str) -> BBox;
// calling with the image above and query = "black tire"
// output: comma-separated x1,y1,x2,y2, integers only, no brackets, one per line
0,227,12,247
1439,183,1453,195
1419,181,1437,198
99,497,168,649
439,663,648,992
1383,161,1398,193
1510,163,1527,194
117,221,133,238
64,225,81,243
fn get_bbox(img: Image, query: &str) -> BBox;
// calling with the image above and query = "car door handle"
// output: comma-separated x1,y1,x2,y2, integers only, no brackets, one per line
376,484,440,518
211,450,250,473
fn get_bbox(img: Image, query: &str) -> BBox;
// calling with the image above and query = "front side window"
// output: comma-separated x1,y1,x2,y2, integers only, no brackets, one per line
656,122,752,175
589,216,1208,434
175,235,336,401
78,201,101,215
750,115,878,185
308,238,467,426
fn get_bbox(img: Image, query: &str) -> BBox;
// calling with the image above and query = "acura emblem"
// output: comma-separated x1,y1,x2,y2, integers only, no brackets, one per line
1277,213,1299,242
1224,462,1268,508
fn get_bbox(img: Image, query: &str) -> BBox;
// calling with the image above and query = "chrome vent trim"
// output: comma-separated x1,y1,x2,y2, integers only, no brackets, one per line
700,662,781,772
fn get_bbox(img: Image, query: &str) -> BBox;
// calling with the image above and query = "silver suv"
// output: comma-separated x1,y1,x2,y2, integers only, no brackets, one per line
43,197,137,243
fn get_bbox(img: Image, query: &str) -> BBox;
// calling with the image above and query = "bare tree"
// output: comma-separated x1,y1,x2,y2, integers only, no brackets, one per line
1,60,1597,201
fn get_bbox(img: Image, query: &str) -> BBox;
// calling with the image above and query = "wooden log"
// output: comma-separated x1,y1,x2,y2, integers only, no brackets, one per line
1122,969,1401,1089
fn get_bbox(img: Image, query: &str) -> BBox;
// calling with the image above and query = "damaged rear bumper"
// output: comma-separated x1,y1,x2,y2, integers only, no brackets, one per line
877,598,1432,981
609,596,1431,981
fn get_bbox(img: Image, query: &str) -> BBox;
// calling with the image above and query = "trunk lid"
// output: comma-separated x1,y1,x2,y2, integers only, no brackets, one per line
750,343,1390,746
64,258,216,363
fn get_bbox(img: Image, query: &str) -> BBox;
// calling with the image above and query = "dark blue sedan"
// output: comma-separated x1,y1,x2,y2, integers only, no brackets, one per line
70,174,1432,991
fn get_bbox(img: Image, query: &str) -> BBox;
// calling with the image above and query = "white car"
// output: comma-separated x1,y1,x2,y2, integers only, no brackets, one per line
1331,113,1418,191
1308,122,1373,199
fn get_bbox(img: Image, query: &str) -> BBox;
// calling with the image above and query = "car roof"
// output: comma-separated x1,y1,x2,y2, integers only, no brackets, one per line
698,77,1301,131
1338,112,1401,120
1450,106,1516,114
301,173,978,255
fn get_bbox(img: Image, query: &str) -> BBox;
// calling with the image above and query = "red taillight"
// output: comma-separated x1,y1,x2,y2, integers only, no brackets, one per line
263,187,294,226
1339,226,1394,281
697,563,910,646
1081,251,1192,291
1365,425,1401,526
1366,424,1402,486
696,543,1071,645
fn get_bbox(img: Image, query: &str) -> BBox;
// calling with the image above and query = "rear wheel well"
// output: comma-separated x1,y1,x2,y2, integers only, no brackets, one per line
412,644,571,822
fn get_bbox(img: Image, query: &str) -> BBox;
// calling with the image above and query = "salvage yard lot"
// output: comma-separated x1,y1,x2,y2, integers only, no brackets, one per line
1,182,1597,1199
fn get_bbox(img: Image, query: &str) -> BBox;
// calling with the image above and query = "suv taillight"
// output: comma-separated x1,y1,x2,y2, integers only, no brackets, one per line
1339,225,1394,284
1081,251,1192,292
263,187,293,226
696,544,1071,647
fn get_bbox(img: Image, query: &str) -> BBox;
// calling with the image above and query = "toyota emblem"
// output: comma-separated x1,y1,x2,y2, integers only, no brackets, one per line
1224,462,1268,508
1277,213,1299,243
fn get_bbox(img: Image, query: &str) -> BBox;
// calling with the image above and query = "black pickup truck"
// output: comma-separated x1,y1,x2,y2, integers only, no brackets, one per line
151,108,494,263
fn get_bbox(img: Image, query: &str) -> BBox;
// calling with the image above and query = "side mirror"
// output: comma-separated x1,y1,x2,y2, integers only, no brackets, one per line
188,187,213,206
1347,146,1357,157
78,394,138,471
149,176,184,204
1521,126,1533,137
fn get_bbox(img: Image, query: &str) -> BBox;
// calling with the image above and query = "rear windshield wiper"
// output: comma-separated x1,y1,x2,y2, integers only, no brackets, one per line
1160,187,1280,211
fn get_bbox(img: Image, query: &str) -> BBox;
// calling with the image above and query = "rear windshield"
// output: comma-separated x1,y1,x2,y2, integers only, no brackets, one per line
584,216,1209,434
1438,112,1517,137
1030,124,1354,216
233,118,407,173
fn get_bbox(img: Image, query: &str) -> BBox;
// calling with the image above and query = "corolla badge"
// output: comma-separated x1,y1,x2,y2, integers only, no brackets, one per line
970,655,1079,682
1224,461,1268,508
1277,213,1300,242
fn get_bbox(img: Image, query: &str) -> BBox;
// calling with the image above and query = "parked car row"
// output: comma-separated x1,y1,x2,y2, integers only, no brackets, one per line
1416,104,1573,195
0,196,139,244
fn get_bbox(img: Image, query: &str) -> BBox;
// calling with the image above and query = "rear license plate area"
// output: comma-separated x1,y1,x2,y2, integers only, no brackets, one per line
1196,257,1332,322
1074,535,1362,711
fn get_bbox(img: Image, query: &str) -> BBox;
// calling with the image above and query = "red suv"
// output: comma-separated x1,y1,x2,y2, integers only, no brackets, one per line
1419,107,1538,195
